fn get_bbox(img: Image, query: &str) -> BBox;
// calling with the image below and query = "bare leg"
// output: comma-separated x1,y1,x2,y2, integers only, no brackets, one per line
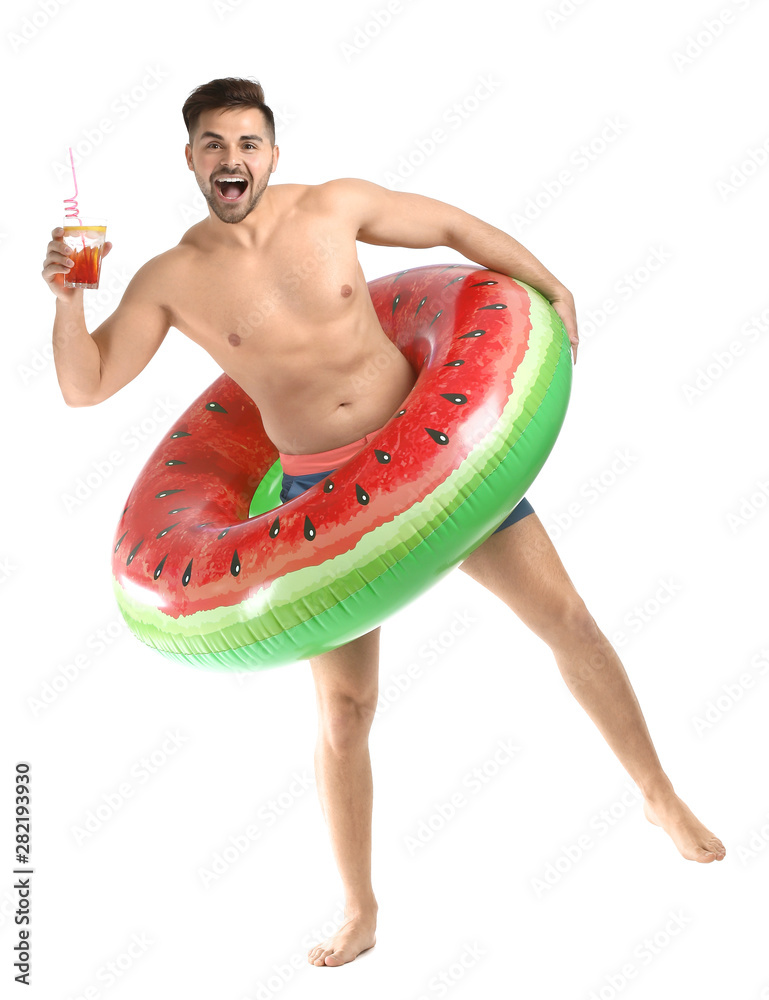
306,626,380,967
459,513,726,863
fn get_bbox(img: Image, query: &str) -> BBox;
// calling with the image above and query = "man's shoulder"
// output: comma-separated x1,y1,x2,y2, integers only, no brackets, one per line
307,178,386,221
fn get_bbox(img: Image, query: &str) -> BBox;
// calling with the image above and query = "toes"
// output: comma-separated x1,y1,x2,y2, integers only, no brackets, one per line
325,950,345,966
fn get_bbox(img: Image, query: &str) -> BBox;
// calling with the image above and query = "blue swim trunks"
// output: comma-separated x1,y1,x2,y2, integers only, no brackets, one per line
279,469,534,534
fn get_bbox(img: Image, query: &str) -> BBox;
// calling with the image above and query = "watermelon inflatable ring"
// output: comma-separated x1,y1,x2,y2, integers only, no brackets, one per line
111,264,572,671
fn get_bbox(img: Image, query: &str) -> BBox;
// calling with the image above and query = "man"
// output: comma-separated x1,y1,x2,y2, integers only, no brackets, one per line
44,77,725,969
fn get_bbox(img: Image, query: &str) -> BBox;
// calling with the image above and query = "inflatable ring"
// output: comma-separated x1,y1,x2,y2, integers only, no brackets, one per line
111,264,572,671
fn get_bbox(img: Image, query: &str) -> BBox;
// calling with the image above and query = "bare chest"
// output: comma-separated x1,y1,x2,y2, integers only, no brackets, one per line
166,226,362,361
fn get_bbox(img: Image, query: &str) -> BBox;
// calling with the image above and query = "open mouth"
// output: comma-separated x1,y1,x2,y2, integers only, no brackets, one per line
214,176,249,202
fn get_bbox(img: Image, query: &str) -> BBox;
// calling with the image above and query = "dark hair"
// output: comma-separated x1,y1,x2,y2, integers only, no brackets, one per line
182,77,276,146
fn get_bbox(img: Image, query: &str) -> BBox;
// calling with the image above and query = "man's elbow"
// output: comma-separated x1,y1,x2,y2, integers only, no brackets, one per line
62,389,101,408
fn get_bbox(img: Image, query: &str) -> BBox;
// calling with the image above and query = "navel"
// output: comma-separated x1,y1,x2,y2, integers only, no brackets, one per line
228,333,241,347
341,284,352,298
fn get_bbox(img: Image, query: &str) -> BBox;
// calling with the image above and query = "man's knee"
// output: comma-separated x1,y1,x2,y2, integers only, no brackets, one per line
551,595,600,650
317,693,378,749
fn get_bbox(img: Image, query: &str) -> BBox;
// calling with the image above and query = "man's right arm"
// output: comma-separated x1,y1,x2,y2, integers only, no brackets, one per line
45,228,172,407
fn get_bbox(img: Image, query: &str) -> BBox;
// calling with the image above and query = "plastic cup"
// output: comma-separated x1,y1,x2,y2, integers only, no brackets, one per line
62,218,107,289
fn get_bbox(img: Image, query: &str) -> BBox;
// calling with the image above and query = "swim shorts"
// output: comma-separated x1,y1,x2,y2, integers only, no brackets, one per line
277,424,534,534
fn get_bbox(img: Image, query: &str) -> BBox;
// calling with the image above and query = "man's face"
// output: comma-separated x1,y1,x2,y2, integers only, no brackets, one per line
185,107,279,224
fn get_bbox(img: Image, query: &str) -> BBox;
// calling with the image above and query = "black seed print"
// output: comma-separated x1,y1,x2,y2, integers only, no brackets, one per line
429,310,443,327
217,528,229,540
479,303,507,310
396,409,406,417
393,269,410,280
415,296,427,315
127,538,143,565
230,550,241,576
322,479,335,493
196,522,213,529
470,280,497,287
170,431,190,439
425,428,449,446
121,504,131,517
165,460,186,466
440,393,467,405
374,449,391,464
115,531,127,553
304,516,316,541
269,516,280,538
459,329,485,339
154,554,168,580
443,360,465,367
169,507,191,514
156,522,180,539
392,294,401,314
156,489,184,498
355,484,370,505
205,401,228,413
444,275,465,287
182,560,193,586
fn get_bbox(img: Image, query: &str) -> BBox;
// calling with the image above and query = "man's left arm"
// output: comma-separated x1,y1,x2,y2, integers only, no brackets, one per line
328,177,578,365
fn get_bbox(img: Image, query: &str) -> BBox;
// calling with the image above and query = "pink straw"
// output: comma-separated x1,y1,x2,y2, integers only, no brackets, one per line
63,147,86,251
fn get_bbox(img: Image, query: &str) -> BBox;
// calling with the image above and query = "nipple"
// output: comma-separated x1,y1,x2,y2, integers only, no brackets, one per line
341,284,352,298
228,333,241,346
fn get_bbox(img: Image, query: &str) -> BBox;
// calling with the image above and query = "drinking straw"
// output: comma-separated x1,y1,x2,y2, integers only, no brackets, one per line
63,147,86,252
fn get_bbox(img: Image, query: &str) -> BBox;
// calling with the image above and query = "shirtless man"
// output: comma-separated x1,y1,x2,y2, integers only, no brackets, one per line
44,78,725,969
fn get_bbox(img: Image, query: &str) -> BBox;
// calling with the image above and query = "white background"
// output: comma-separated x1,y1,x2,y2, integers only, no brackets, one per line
3,0,769,997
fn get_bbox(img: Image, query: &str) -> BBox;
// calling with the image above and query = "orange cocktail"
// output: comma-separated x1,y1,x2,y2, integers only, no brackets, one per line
62,222,107,289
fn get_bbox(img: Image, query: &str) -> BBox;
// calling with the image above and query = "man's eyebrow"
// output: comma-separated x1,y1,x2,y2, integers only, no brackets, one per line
198,131,263,142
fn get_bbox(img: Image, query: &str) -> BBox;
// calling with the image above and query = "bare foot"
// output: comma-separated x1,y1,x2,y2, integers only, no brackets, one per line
643,791,725,862
307,910,377,967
